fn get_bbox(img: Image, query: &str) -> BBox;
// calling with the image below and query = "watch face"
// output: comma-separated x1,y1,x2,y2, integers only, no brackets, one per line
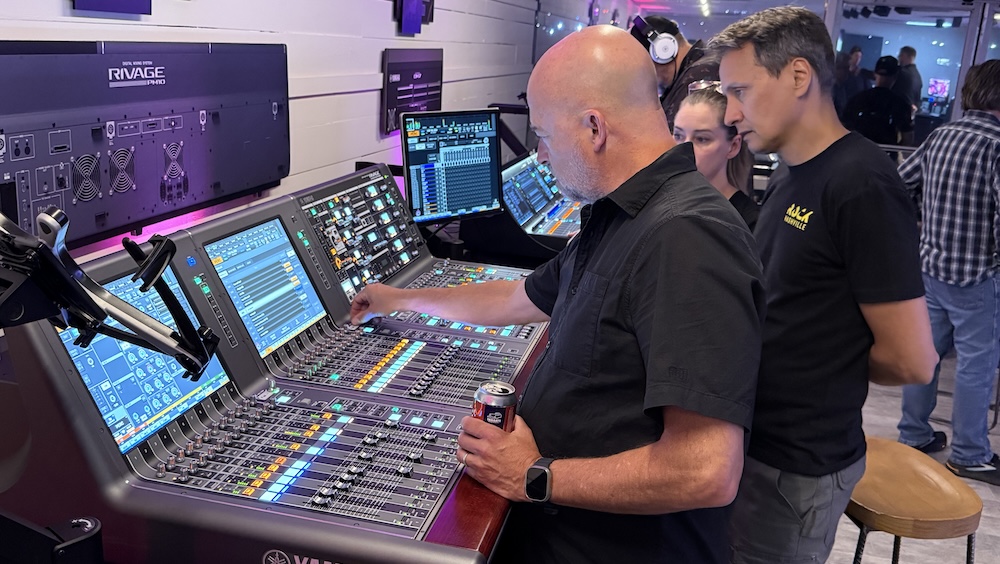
525,466,549,501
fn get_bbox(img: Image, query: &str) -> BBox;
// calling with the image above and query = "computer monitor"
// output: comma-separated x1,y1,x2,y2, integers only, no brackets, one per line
400,108,503,224
928,78,950,98
502,152,583,238
202,217,328,358
56,267,231,453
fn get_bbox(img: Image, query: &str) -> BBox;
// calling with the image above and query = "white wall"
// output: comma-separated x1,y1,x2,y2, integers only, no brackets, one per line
1,0,537,246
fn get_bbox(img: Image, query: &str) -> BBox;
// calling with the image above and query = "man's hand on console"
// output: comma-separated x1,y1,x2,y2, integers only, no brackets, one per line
350,283,403,325
456,415,541,503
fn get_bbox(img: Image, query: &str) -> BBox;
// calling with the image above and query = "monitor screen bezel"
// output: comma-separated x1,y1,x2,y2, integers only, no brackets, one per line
399,108,505,224
200,215,329,360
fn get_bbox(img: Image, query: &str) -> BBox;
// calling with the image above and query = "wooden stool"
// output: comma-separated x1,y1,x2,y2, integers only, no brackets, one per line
846,436,983,564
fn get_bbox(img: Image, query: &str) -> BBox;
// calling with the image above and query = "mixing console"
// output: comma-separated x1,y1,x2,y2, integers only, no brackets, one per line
295,166,423,300
526,198,584,237
126,383,461,538
4,164,548,564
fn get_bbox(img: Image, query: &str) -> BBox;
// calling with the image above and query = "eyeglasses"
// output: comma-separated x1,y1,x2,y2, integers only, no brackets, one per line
688,80,723,94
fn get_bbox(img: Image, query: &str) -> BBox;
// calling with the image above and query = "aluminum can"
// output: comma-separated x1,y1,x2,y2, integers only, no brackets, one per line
472,381,516,432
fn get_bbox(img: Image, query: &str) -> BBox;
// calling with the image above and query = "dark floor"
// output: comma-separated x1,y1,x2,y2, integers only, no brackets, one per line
829,353,1000,563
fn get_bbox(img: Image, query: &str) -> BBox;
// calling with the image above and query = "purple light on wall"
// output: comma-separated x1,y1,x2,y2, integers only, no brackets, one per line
74,0,152,15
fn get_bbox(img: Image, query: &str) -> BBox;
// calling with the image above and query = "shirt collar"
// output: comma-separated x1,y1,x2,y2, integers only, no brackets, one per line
600,143,697,218
964,110,1000,125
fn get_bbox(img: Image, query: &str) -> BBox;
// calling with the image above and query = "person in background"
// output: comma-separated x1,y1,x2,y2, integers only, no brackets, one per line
893,46,923,111
710,6,937,563
897,60,1000,485
842,55,915,151
672,82,759,229
630,15,718,130
353,25,766,564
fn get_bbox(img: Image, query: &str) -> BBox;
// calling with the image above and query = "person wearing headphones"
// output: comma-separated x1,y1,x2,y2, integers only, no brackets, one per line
630,15,718,130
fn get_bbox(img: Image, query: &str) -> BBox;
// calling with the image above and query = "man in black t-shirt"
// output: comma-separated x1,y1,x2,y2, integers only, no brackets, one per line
893,46,923,110
351,26,765,564
843,55,915,148
711,7,936,564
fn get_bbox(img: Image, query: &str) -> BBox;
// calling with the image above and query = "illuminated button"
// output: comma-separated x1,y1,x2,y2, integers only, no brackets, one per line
409,417,424,425
431,421,445,429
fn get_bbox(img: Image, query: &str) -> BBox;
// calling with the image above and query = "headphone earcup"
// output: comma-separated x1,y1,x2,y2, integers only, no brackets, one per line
649,33,678,65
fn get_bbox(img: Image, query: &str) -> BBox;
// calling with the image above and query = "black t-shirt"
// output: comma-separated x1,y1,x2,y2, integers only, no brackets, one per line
752,132,923,476
842,86,914,145
729,190,759,231
495,144,766,563
892,64,923,108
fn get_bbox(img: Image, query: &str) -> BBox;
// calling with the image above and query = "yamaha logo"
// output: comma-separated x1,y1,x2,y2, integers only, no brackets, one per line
262,549,343,564
262,550,291,564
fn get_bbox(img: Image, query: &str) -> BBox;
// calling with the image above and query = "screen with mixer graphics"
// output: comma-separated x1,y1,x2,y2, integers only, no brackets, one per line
400,109,502,223
203,217,328,358
57,268,231,453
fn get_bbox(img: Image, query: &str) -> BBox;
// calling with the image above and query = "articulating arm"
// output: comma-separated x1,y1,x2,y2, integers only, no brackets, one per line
0,207,218,381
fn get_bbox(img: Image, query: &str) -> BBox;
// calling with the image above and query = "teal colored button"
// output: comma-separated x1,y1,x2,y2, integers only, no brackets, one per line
431,420,445,429
410,417,424,424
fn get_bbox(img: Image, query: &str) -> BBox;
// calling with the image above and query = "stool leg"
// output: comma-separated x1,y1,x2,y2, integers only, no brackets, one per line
853,525,870,564
892,536,901,564
967,533,976,564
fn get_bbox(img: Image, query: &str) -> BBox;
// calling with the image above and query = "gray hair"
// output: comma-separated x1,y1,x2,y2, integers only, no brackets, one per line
708,6,836,94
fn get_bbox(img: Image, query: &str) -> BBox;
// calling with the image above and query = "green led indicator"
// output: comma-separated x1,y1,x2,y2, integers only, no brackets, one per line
201,285,210,294
333,403,343,411
391,406,400,413
330,374,340,380
311,208,317,216
193,276,203,285
328,201,335,208
297,231,304,239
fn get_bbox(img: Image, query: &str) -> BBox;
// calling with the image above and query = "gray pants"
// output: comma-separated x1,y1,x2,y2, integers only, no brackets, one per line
729,454,866,564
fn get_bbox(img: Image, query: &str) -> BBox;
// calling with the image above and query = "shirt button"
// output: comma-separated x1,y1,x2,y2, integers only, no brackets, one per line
570,287,578,295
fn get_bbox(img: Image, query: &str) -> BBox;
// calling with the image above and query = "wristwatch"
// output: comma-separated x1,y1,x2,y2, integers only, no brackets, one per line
525,457,554,503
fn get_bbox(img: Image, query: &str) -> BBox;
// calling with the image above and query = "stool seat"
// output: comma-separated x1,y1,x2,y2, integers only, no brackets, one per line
847,436,982,539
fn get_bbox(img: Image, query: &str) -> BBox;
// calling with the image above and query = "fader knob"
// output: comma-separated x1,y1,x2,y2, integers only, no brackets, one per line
408,389,424,397
311,495,330,506
347,465,364,476
363,436,378,445
359,451,373,461
407,452,421,462
384,419,399,428
396,465,413,477
421,432,437,442
339,473,355,482
318,487,335,497
334,481,351,491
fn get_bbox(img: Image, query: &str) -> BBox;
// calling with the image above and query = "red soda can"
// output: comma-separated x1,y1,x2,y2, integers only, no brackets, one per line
472,381,516,432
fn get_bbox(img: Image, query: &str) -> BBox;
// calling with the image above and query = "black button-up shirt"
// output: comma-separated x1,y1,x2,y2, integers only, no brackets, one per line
496,144,766,564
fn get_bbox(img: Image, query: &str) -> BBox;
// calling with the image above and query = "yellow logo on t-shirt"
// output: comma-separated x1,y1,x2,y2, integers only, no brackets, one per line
784,204,814,231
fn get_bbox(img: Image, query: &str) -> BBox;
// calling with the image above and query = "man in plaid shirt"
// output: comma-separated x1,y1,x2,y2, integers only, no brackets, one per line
897,60,1000,484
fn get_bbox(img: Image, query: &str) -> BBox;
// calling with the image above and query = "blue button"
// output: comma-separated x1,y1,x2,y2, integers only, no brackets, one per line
186,256,197,267
410,416,424,424
431,420,445,429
